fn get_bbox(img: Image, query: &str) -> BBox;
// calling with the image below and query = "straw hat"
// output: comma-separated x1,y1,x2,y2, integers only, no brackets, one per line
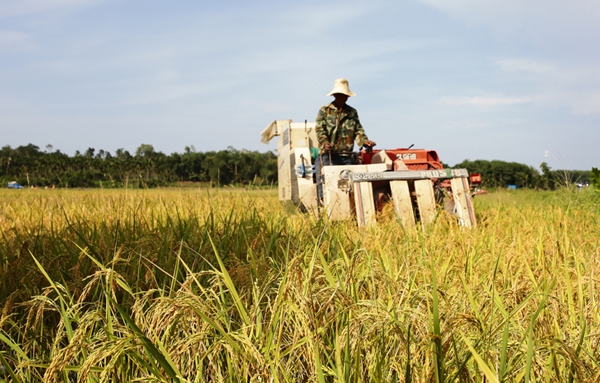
326,78,356,97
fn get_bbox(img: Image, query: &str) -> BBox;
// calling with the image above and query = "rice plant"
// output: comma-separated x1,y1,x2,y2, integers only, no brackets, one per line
0,187,599,382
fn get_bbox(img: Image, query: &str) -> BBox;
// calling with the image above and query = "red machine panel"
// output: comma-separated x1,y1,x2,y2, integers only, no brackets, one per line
361,148,444,170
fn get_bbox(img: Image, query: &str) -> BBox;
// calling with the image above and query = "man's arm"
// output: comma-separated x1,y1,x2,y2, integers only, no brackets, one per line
315,106,332,152
352,112,375,148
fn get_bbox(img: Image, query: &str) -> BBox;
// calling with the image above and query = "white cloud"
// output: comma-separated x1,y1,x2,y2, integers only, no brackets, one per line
0,0,102,18
0,30,36,52
439,118,525,131
280,3,373,36
121,82,231,107
414,0,600,29
263,103,295,113
440,95,533,107
0,30,29,44
494,58,556,75
441,120,488,130
491,56,600,115
570,91,600,115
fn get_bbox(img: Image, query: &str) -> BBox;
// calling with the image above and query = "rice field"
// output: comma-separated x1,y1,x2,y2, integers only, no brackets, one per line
0,187,599,382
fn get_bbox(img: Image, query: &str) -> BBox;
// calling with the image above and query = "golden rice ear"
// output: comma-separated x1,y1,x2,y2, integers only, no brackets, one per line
2,183,598,381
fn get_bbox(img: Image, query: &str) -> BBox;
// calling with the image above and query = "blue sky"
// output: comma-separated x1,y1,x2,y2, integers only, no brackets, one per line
1,0,598,170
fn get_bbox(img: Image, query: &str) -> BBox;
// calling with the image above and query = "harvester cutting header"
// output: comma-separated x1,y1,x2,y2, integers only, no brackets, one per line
260,78,477,228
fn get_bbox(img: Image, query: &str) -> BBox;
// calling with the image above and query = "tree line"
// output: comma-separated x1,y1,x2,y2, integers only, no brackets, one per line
1,144,277,188
452,159,592,190
0,143,593,189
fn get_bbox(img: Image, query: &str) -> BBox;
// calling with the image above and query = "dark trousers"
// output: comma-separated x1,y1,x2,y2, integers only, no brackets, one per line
315,154,354,201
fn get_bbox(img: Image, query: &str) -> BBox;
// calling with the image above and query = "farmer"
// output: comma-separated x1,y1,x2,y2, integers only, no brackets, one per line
315,78,376,202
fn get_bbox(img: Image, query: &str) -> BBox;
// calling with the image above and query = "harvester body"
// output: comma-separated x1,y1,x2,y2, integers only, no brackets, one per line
261,119,476,228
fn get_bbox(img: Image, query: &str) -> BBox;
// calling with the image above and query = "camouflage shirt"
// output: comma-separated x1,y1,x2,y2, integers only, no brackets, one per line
315,103,369,154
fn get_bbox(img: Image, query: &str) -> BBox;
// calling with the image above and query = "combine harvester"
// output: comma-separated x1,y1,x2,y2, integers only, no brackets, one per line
261,120,477,229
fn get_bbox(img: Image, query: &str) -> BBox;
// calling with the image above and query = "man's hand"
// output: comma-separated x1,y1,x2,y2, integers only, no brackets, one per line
363,140,376,147
324,142,333,152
